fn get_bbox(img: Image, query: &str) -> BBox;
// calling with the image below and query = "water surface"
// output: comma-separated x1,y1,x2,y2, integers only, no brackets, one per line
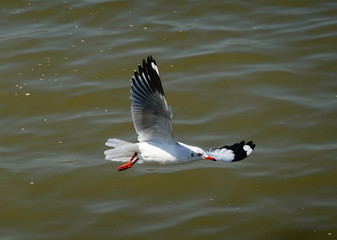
1,1,336,239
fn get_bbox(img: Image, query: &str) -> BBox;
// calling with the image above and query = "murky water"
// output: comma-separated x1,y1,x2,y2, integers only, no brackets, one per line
1,1,336,239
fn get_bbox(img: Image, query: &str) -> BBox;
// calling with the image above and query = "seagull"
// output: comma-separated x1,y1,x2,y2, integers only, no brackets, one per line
105,56,255,171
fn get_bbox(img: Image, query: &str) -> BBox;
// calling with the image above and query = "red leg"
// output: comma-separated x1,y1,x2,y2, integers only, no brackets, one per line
118,152,139,171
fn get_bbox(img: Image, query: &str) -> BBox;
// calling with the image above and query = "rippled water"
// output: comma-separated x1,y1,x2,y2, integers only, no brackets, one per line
1,1,336,239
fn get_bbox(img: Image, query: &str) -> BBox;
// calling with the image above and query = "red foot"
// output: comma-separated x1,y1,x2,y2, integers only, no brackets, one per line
118,152,139,171
118,163,134,171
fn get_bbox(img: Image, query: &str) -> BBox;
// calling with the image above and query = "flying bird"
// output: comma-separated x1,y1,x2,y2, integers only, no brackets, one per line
105,56,255,171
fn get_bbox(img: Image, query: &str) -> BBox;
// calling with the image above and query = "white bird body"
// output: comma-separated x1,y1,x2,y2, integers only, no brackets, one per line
140,141,212,164
105,138,213,164
104,56,255,171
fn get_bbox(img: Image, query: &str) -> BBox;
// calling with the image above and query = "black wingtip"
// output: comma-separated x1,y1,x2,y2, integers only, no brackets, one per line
215,141,255,162
147,55,155,64
232,141,255,162
246,141,256,150
132,55,165,96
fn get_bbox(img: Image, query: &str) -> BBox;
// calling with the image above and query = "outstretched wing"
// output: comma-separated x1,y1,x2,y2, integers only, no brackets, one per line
131,56,175,143
206,141,256,162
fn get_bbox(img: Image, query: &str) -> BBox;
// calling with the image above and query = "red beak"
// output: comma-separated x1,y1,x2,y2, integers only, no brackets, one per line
204,156,216,161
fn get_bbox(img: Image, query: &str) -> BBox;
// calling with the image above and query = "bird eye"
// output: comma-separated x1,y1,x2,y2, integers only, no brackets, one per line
197,153,202,157
191,153,194,157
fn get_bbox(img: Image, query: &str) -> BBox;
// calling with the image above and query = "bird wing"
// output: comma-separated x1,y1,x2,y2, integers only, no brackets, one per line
131,56,176,143
206,141,256,162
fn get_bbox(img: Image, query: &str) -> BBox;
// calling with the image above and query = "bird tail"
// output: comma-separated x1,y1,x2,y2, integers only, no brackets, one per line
206,141,255,162
104,138,141,162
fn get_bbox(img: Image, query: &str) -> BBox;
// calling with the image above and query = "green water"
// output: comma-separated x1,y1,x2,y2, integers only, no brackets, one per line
0,1,336,239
